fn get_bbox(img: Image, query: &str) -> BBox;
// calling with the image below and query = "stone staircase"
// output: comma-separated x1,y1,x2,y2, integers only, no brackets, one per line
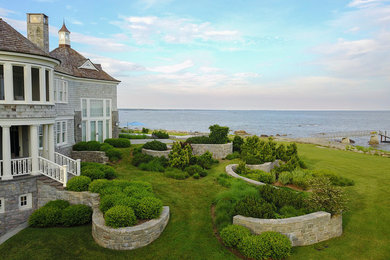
37,175,65,190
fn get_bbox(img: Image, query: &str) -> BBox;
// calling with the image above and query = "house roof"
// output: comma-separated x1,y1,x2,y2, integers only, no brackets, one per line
50,46,120,82
0,18,56,60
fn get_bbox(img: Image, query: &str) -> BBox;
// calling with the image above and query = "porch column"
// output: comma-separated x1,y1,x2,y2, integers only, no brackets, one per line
48,124,55,162
29,124,40,175
42,124,48,158
3,63,13,102
2,125,12,180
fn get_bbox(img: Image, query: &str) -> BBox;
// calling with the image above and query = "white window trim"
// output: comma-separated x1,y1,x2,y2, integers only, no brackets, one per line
81,98,112,142
0,198,4,213
19,193,32,210
56,120,67,146
54,78,68,103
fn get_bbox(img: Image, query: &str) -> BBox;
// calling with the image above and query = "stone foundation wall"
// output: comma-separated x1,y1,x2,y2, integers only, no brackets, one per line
191,143,233,159
233,212,342,246
71,151,109,164
92,206,170,250
142,148,171,158
0,176,38,237
37,180,100,208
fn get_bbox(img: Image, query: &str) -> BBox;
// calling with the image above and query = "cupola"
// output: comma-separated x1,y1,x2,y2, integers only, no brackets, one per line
58,22,70,47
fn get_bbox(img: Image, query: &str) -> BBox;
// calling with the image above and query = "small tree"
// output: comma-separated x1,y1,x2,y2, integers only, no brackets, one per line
233,135,244,152
168,142,192,169
209,124,229,144
308,177,347,215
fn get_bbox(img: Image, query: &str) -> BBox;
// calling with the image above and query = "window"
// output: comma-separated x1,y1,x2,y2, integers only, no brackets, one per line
0,198,4,213
90,99,104,117
106,120,110,139
31,67,40,101
13,66,24,100
106,100,110,117
90,121,96,141
53,79,68,103
38,125,43,148
82,99,87,117
82,121,86,141
0,65,4,100
56,121,67,145
19,193,32,210
45,70,50,102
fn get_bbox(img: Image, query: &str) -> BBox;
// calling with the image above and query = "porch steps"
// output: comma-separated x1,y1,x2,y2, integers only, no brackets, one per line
37,175,65,190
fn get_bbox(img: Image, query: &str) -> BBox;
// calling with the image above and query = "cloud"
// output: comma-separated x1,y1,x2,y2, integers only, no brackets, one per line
113,15,240,44
348,0,390,8
0,7,16,16
148,60,194,73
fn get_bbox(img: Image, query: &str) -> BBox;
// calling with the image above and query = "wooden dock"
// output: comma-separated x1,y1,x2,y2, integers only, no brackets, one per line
379,131,390,143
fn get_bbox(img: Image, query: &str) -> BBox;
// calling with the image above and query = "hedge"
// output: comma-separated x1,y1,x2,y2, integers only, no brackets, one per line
143,140,168,151
104,138,131,148
29,207,63,227
66,176,91,191
62,205,92,226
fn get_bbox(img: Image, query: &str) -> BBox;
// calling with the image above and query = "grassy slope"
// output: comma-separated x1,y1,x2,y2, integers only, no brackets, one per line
0,144,389,259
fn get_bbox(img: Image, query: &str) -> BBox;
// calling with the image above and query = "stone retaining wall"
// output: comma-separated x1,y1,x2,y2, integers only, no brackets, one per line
225,161,280,186
142,148,171,159
246,160,280,172
233,212,342,246
92,206,170,250
37,180,100,208
71,151,109,164
191,143,233,159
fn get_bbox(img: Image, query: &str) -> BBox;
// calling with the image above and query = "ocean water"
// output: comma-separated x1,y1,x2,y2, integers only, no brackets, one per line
119,109,390,150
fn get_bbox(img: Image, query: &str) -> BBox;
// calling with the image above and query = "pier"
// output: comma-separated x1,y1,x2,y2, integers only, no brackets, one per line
314,130,390,144
379,131,390,143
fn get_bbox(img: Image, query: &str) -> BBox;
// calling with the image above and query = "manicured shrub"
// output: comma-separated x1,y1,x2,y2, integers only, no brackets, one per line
168,142,192,169
115,197,140,210
105,205,137,228
125,181,153,193
73,141,102,151
233,135,244,153
164,167,189,180
73,141,88,151
100,143,114,152
81,167,105,181
62,205,92,226
186,136,213,144
308,177,346,215
256,170,276,184
105,148,122,162
235,161,249,175
197,151,217,169
143,140,168,151
234,196,276,219
193,173,200,179
238,232,292,260
152,130,169,139
29,207,63,227
44,200,70,210
104,138,131,148
135,197,163,219
278,171,292,185
99,193,127,213
225,151,241,160
279,205,306,218
209,124,229,144
119,133,147,139
132,152,154,166
102,165,118,179
99,185,123,197
290,169,313,190
88,179,110,193
142,127,149,133
123,186,154,199
139,158,165,172
185,165,207,177
66,176,91,191
220,224,251,248
257,185,306,210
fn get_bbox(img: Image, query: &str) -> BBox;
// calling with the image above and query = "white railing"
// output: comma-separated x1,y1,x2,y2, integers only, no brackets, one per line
38,157,68,187
11,157,32,176
54,152,80,176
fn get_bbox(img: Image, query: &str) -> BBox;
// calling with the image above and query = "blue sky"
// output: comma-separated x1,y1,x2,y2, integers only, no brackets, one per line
1,0,390,110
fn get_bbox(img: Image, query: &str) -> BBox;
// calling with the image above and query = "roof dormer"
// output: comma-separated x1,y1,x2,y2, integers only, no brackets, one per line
58,22,70,47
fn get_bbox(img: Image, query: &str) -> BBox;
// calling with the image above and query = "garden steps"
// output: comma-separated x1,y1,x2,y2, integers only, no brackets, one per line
36,175,65,190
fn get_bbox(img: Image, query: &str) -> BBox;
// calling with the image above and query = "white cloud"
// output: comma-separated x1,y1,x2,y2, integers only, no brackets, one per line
148,60,194,73
348,0,390,8
199,67,222,73
0,7,16,16
113,15,240,44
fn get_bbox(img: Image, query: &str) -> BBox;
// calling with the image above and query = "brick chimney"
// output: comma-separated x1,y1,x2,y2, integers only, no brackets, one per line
27,13,49,52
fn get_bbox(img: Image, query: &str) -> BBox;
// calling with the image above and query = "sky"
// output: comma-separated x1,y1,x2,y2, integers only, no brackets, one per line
1,0,390,110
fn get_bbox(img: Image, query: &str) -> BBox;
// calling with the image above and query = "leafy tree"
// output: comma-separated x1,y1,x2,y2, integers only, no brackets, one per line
168,142,192,169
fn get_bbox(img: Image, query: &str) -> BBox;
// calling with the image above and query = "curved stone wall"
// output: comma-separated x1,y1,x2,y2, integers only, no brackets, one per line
142,148,171,158
225,164,266,186
191,143,233,159
233,212,342,246
92,206,170,250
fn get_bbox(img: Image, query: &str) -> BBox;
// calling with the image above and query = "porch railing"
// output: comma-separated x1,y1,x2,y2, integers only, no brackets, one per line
54,152,80,176
11,157,32,176
38,157,68,187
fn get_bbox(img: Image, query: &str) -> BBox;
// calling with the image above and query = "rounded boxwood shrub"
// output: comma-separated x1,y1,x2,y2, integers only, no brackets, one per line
238,232,292,259
102,165,118,179
81,167,105,181
88,179,110,194
105,205,137,228
135,197,163,219
132,152,154,166
66,176,91,191
234,196,276,219
99,185,123,197
62,204,92,226
123,186,154,199
220,225,251,248
143,140,168,151
105,148,122,162
29,207,63,227
100,143,114,152
73,141,88,151
104,138,131,148
99,193,127,213
44,200,70,210
86,141,102,151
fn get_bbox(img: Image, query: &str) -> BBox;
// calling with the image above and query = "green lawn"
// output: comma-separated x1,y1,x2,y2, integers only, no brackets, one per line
1,144,389,260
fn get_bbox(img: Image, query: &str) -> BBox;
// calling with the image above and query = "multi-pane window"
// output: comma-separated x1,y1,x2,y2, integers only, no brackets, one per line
82,121,87,141
82,99,87,117
53,79,68,103
90,99,104,117
106,100,111,117
20,195,27,206
45,70,50,102
13,66,25,100
31,67,40,101
0,198,4,213
38,125,43,148
56,121,67,145
81,98,112,142
19,194,32,210
0,65,4,100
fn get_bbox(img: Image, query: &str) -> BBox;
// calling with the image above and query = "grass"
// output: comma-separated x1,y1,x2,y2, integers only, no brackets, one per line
1,143,390,259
